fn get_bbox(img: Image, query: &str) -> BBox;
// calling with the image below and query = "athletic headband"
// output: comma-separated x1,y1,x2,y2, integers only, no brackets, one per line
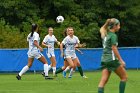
114,19,120,25
108,19,120,29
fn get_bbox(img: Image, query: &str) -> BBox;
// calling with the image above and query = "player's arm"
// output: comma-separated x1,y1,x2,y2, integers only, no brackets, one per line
42,42,47,47
75,48,83,54
112,45,125,67
75,43,86,48
56,41,60,46
60,42,64,57
42,42,51,48
54,36,60,46
34,40,43,52
100,19,111,38
75,42,85,54
75,37,86,48
78,43,86,48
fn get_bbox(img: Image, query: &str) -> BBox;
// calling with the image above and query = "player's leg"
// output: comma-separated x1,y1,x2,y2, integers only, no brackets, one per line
55,60,69,74
62,60,69,70
74,57,87,78
16,58,34,80
38,56,52,79
98,69,111,93
63,58,74,78
47,53,52,71
68,64,76,78
50,56,57,76
41,53,52,76
114,66,127,93
68,58,78,78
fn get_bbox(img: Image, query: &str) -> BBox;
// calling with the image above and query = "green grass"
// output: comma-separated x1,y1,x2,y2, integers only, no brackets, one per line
0,70,140,93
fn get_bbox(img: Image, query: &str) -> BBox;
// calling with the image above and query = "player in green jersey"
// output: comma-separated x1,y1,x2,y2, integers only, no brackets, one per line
98,18,127,93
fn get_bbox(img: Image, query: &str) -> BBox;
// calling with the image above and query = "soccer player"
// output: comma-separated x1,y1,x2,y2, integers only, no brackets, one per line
16,24,52,80
98,18,127,93
56,28,87,78
59,27,87,78
42,27,60,76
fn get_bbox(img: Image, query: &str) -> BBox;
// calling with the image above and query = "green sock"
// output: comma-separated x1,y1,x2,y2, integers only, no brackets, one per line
77,66,84,76
55,68,63,74
98,87,104,93
119,81,126,93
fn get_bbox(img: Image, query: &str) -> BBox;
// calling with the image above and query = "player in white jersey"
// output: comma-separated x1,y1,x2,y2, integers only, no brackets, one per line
55,28,87,78
60,27,87,78
16,24,52,80
42,27,60,76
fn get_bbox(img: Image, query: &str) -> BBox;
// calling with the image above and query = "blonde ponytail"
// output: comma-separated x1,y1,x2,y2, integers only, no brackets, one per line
100,18,120,39
100,19,111,39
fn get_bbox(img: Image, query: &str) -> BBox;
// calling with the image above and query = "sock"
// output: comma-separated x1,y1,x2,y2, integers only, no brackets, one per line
48,65,52,71
64,66,70,72
19,65,29,76
119,81,126,93
55,68,63,74
44,64,49,76
52,67,56,75
68,68,74,77
98,87,104,93
78,66,84,76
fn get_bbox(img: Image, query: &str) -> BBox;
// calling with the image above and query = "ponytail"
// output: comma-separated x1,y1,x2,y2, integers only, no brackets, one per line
100,19,111,38
100,18,120,38
30,24,38,37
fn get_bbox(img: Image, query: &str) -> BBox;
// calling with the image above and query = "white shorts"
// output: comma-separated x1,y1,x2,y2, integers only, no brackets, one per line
47,52,55,58
27,50,43,59
64,52,77,60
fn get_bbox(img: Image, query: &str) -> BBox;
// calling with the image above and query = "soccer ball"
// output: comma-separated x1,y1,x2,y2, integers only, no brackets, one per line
56,16,64,23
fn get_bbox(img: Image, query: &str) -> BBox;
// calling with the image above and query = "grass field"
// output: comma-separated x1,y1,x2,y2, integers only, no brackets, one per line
0,70,140,93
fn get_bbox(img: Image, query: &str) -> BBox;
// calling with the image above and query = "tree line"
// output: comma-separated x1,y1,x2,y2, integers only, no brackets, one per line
0,0,140,48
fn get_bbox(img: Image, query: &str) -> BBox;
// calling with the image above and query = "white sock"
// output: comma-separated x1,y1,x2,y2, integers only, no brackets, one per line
48,65,52,71
69,68,74,77
19,65,29,76
52,67,56,75
44,64,49,76
64,66,70,72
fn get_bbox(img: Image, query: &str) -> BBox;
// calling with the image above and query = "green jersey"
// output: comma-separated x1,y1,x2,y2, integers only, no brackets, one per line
101,32,118,62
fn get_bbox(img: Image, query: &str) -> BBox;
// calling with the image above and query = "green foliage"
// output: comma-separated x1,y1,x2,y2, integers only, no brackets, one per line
0,19,28,48
0,0,139,48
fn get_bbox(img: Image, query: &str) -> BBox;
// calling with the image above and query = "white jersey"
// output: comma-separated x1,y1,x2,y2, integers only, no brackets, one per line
62,35,80,53
27,32,40,51
43,35,57,54
27,32,42,59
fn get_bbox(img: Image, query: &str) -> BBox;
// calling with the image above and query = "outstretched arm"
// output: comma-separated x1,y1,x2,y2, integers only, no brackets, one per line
75,48,83,54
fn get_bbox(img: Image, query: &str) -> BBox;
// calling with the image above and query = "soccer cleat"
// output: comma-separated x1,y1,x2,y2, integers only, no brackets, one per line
16,74,21,80
68,75,72,78
82,75,88,79
45,76,54,80
41,72,45,77
53,73,57,77
63,71,66,78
